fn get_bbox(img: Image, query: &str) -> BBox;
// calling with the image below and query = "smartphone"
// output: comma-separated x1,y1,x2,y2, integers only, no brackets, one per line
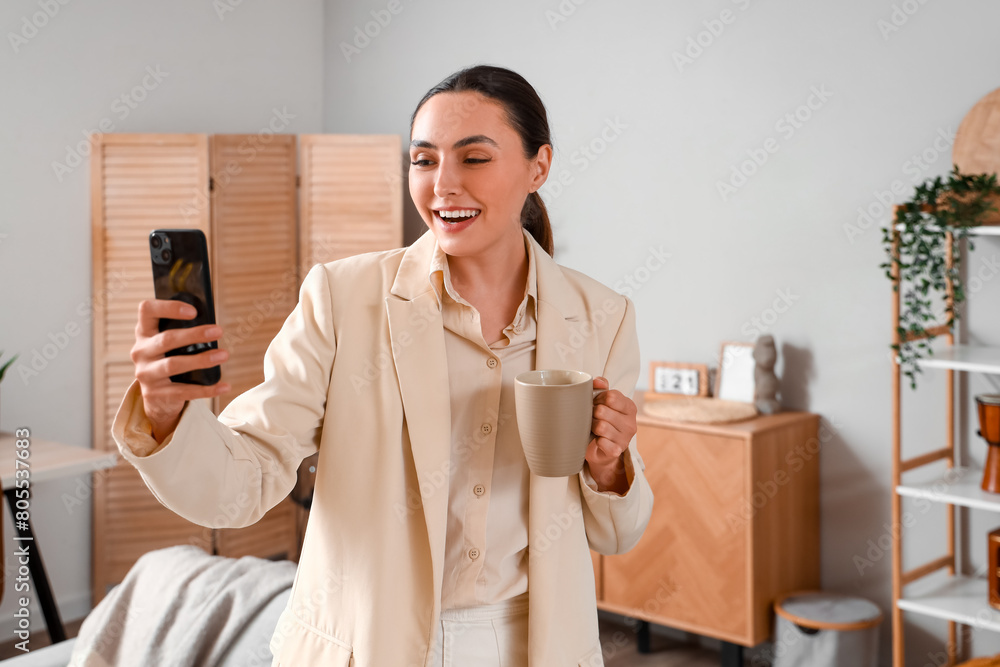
149,229,222,385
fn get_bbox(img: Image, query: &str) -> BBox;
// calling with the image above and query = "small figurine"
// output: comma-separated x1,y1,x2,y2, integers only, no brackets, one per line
753,335,781,414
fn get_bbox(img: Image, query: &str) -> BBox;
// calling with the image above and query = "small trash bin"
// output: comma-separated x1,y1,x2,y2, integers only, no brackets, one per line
772,591,882,667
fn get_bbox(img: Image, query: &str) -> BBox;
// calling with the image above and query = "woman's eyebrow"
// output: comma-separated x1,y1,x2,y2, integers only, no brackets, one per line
409,135,499,150
453,134,498,149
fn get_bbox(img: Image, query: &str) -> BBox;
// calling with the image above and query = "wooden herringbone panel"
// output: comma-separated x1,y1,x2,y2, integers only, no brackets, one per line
603,425,749,642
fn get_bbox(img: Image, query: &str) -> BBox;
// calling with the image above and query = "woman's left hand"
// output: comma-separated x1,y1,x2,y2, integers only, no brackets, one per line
584,376,637,494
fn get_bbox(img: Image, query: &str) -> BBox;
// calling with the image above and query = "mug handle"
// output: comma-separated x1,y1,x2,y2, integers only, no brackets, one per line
590,388,608,438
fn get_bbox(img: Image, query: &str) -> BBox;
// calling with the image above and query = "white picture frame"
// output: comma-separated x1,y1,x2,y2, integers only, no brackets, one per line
715,341,756,403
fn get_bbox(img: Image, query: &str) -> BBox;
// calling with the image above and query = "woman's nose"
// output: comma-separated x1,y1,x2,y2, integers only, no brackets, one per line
433,161,462,197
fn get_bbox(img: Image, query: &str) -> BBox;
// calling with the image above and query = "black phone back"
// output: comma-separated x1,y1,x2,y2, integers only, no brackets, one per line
149,229,221,386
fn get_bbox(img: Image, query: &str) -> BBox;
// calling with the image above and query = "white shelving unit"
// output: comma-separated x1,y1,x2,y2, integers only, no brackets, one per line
891,224,1000,666
895,223,1000,237
917,345,1000,374
897,466,1000,513
898,576,1000,633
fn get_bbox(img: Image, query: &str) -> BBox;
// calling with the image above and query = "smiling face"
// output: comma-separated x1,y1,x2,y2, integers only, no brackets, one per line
408,91,551,261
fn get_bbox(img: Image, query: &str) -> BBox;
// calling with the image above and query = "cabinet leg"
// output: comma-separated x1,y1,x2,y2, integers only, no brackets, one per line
636,620,650,653
720,641,743,667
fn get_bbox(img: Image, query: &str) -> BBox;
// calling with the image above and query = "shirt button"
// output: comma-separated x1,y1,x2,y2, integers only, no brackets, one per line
473,484,485,496
469,548,480,560
481,423,492,435
487,357,498,369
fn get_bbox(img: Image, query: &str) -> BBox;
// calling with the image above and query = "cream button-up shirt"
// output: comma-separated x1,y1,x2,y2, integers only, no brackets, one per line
429,230,538,611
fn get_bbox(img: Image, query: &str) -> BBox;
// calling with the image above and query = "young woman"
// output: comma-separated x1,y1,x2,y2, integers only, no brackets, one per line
113,65,653,667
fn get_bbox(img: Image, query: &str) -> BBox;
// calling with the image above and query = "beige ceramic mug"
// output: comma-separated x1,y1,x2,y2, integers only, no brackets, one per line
514,369,606,477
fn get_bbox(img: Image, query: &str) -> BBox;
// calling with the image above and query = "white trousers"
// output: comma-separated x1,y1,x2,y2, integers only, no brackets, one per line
431,593,529,667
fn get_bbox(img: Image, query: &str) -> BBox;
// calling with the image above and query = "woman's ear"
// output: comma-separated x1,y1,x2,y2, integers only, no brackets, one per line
529,144,553,193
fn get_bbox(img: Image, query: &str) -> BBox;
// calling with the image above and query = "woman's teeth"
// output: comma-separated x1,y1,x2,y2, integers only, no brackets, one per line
438,209,480,223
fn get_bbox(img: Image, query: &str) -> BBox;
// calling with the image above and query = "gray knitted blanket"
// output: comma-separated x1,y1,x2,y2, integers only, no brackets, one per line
68,545,296,667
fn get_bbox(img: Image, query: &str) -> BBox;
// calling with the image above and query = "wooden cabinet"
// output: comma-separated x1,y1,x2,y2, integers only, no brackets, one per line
597,403,821,647
89,133,401,603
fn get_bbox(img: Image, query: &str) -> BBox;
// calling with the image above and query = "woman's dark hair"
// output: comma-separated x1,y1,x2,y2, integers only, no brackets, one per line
411,65,554,256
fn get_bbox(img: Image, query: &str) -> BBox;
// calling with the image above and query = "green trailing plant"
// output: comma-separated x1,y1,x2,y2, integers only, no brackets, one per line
0,351,17,383
881,166,1000,389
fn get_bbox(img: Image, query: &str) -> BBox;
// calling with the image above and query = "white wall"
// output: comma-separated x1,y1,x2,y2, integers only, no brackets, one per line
0,0,323,639
322,1,1000,665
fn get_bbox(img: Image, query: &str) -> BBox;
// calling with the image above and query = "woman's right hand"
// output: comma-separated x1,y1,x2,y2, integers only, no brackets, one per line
131,299,231,443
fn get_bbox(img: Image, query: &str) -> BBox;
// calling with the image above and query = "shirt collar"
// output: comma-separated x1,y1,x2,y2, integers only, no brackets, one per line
428,227,538,321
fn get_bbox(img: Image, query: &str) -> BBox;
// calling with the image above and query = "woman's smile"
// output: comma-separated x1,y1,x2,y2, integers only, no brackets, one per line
434,207,482,232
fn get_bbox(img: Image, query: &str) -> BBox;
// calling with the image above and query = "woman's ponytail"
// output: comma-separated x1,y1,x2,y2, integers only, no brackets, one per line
521,191,553,256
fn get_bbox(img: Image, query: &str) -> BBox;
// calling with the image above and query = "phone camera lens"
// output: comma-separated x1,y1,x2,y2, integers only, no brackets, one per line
151,235,162,249
161,248,171,262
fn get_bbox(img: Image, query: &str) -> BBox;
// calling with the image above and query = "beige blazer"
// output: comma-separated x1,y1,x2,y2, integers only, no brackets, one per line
113,229,654,667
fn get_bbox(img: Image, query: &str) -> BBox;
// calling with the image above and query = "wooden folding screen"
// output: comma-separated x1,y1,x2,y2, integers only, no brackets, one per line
91,133,402,603
298,135,403,268
90,134,214,602
208,134,301,560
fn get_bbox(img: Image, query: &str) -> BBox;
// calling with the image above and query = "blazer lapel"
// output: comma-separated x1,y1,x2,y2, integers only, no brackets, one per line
532,232,589,394
527,237,594,658
385,232,452,612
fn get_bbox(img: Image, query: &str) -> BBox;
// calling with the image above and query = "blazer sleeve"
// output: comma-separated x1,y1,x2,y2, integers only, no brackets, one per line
110,264,336,529
578,294,654,555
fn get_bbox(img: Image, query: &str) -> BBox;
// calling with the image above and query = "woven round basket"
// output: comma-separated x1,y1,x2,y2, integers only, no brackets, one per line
642,396,758,424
